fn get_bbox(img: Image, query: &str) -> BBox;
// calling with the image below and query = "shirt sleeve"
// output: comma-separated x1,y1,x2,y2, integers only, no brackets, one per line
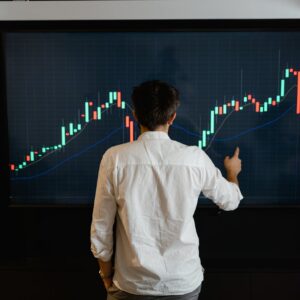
200,150,243,211
90,151,117,261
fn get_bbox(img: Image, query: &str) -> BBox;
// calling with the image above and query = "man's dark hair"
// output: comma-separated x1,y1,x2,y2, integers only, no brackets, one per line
131,80,180,131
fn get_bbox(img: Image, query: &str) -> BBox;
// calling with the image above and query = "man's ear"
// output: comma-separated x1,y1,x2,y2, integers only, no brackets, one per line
168,112,177,125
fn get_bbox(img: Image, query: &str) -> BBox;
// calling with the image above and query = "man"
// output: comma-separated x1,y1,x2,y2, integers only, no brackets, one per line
90,80,243,300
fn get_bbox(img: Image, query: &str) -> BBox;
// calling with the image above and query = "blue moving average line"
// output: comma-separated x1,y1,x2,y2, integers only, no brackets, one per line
172,104,295,142
213,104,295,142
11,126,123,181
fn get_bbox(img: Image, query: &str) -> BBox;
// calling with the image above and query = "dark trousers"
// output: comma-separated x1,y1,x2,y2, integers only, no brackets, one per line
107,284,201,300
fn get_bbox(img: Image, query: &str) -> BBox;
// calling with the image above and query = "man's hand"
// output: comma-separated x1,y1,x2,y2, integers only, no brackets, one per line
102,277,113,291
224,147,242,185
97,258,114,291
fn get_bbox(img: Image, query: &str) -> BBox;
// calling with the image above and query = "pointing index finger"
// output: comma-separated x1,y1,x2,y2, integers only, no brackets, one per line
233,146,240,158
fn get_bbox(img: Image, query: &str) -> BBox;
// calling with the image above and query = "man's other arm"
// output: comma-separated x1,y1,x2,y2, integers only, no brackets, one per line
90,151,117,289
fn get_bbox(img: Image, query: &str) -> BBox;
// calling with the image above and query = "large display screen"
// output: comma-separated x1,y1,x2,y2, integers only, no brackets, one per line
4,29,300,205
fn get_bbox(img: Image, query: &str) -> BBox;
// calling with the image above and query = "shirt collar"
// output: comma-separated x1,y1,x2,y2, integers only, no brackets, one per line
137,131,171,141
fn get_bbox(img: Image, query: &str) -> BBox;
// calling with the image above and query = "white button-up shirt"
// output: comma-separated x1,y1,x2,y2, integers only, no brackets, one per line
90,131,243,296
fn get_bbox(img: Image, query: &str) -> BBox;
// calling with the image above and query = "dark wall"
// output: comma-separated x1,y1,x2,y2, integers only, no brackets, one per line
0,206,299,300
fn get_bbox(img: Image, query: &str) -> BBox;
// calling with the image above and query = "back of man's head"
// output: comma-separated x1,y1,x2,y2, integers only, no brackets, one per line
131,80,180,131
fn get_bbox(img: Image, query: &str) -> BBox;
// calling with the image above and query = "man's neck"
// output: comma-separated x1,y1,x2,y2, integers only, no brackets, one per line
140,125,169,134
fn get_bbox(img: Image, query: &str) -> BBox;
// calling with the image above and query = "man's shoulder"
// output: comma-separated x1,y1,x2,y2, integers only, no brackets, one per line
169,140,206,166
171,139,200,151
103,142,133,158
98,142,132,169
102,140,144,162
170,139,204,155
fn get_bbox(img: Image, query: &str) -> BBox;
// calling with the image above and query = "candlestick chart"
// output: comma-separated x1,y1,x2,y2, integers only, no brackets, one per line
4,31,300,204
